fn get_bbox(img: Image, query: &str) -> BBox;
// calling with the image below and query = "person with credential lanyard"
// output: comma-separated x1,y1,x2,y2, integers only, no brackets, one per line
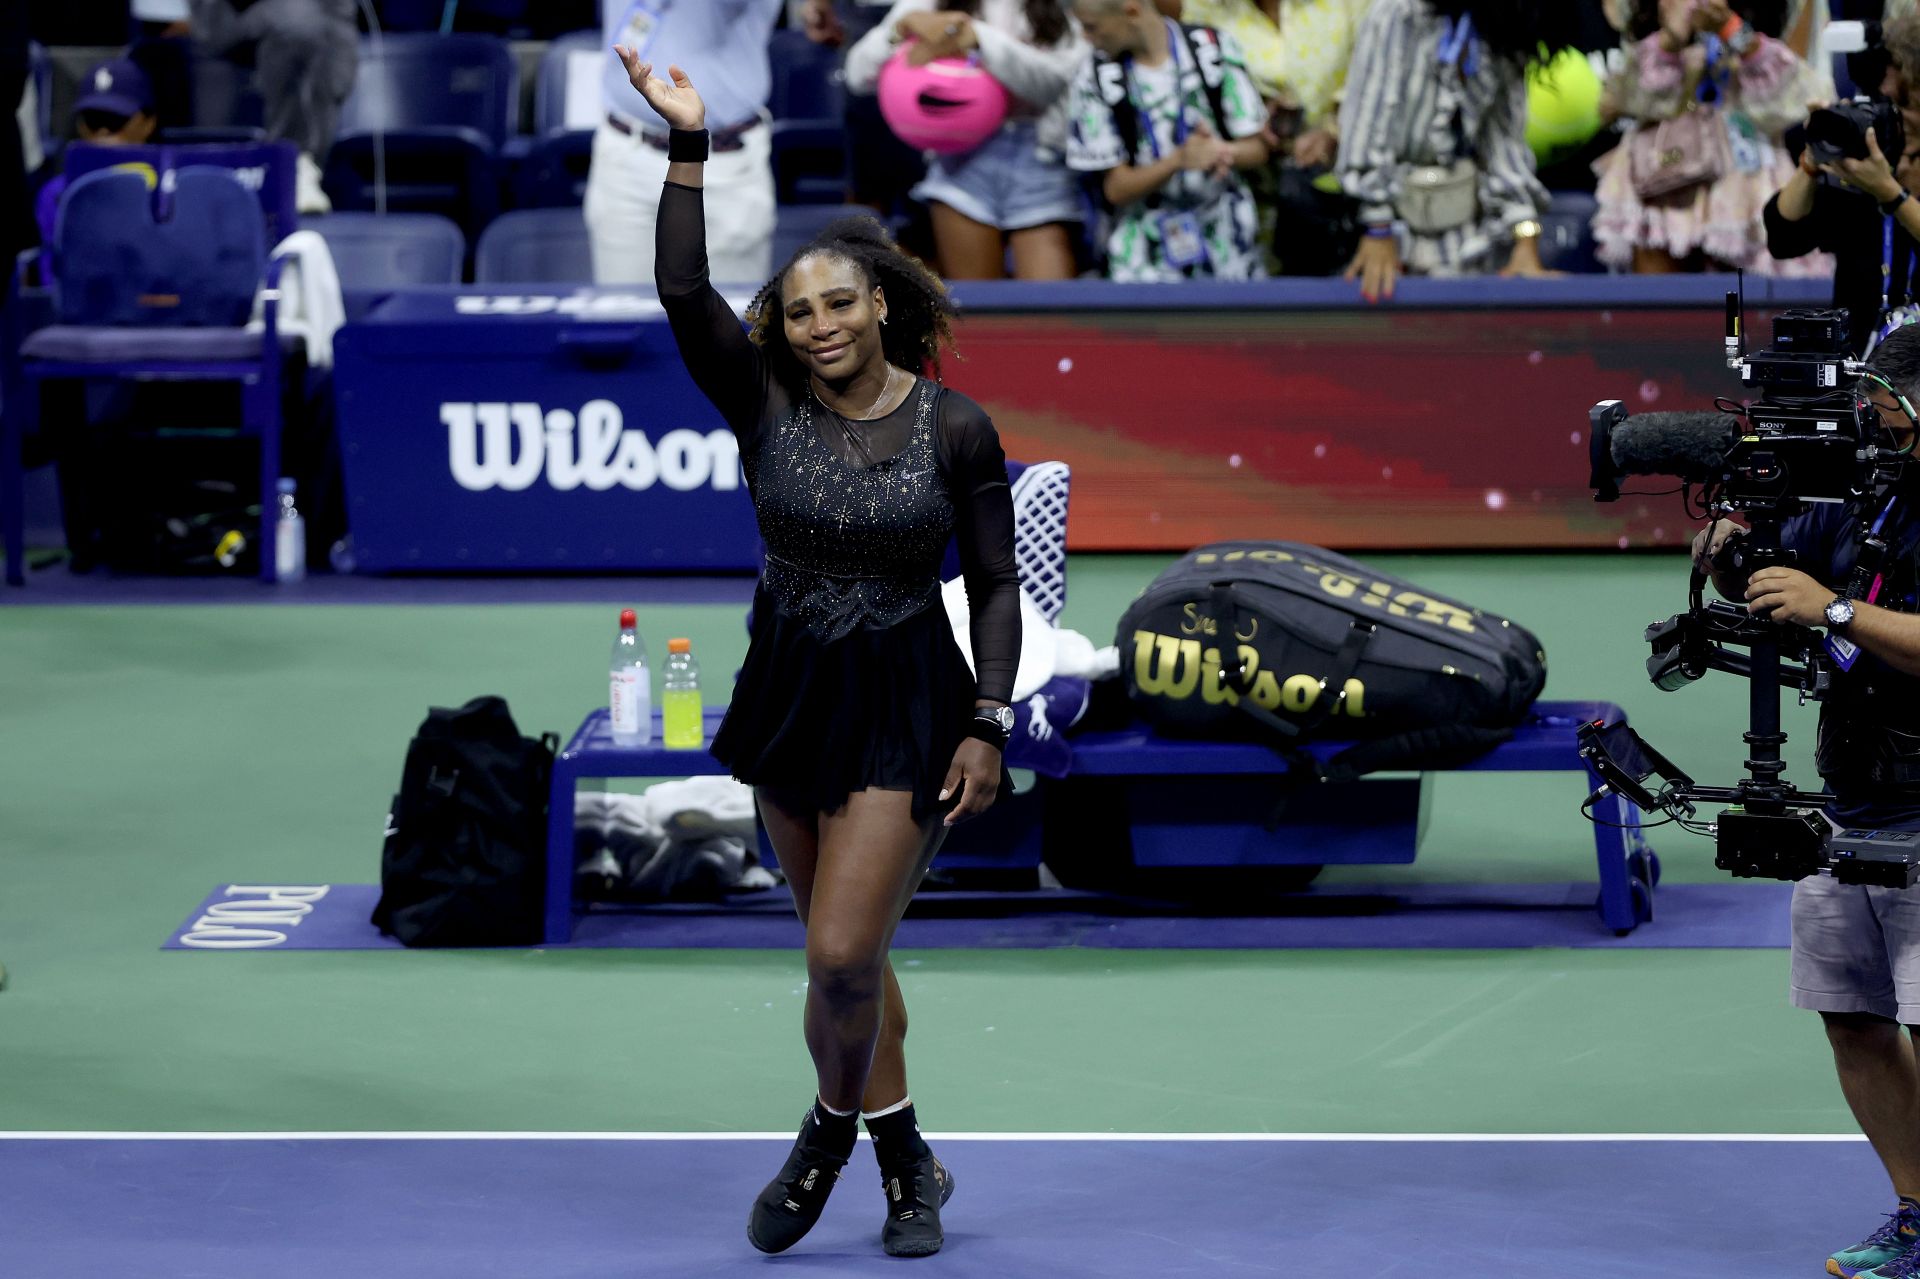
616,40,1023,1260
1690,325,1920,1279
1336,0,1570,302
583,0,782,286
1065,0,1272,281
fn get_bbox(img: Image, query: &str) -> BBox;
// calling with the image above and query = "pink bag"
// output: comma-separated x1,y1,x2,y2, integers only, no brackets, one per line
1629,108,1731,200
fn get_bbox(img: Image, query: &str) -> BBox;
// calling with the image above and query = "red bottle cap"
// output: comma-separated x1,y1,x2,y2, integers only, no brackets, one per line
619,608,637,628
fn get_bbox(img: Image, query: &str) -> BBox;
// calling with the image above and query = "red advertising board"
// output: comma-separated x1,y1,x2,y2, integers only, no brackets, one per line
941,301,1795,551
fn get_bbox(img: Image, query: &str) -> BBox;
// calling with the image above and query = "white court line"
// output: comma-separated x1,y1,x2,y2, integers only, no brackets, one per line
0,1131,1872,1143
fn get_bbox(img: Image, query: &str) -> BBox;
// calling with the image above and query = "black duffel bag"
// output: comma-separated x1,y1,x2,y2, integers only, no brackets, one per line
372,696,557,947
1116,541,1548,780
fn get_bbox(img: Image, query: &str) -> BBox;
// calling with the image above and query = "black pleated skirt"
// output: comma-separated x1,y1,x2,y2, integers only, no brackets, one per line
711,591,1001,822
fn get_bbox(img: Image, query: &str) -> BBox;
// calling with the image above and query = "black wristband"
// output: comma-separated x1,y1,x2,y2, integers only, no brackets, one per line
1883,188,1910,216
964,718,1010,751
668,128,710,163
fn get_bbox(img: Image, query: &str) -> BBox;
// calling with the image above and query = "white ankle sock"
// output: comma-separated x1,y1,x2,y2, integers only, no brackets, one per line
816,1097,856,1118
861,1096,911,1121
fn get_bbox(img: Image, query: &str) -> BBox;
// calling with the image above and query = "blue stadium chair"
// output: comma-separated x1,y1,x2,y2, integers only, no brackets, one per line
473,207,593,283
1539,191,1602,274
300,212,466,318
773,203,878,267
768,28,848,205
2,168,288,585
322,34,519,242
165,126,270,145
515,30,603,208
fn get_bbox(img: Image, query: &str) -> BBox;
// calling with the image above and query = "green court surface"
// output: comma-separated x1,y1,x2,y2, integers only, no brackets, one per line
0,554,1854,1135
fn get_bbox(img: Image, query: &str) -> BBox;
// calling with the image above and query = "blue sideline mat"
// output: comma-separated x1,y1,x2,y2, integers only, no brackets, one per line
163,881,1792,951
0,1135,1883,1277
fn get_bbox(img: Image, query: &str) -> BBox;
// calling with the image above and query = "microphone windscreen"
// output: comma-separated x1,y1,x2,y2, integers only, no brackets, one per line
1609,411,1740,480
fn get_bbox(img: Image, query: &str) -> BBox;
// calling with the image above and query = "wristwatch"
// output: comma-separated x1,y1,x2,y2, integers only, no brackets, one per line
967,705,1015,750
1825,596,1857,631
1883,188,1911,216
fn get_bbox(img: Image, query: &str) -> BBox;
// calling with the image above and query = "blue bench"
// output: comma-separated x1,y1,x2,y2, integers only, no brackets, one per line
542,699,1655,944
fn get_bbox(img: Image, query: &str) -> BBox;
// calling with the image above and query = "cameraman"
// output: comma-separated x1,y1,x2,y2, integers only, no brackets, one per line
1766,15,1920,355
1693,324,1920,1277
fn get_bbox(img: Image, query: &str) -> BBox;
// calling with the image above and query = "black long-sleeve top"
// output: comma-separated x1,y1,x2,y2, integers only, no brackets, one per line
654,180,1022,705
1764,181,1915,357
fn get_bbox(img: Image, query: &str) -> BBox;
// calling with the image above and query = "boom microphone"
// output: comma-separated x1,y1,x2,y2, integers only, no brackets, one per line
1590,401,1742,500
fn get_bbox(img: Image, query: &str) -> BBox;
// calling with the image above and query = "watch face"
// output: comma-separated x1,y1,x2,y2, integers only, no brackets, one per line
1827,599,1854,627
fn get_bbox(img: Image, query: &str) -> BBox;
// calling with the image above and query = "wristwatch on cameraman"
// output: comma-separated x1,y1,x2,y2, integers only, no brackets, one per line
967,704,1015,751
1882,187,1911,216
1825,595,1857,632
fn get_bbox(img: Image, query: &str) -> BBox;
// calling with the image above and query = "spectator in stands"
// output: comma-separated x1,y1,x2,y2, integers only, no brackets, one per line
1066,0,1273,280
130,0,356,215
585,0,783,286
32,59,162,286
1179,0,1373,273
1336,0,1576,301
1765,14,1920,354
842,4,1088,279
1593,0,1828,275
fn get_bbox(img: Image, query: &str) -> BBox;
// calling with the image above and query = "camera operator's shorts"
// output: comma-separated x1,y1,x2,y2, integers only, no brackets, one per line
1791,876,1920,1023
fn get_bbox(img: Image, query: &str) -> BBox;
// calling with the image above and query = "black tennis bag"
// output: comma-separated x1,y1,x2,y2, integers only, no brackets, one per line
372,696,557,947
1117,541,1548,780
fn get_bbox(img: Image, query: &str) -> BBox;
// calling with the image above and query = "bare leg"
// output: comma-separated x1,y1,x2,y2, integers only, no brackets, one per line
758,787,919,1112
930,201,1008,280
1009,223,1077,281
1632,245,1684,274
1824,1012,1920,1198
804,788,946,1112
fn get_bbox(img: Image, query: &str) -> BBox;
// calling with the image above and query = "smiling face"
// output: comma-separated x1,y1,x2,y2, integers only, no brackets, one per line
781,252,888,382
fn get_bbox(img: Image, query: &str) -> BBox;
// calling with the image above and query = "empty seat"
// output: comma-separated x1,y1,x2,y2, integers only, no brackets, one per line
473,208,593,283
1540,191,1601,274
773,203,879,267
322,34,520,241
767,28,847,205
514,30,604,208
301,212,466,316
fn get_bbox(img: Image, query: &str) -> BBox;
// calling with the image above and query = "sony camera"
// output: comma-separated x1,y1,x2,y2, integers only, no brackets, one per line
1582,301,1920,887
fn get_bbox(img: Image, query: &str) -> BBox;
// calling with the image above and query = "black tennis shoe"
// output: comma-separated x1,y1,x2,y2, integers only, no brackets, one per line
746,1106,855,1254
879,1154,954,1258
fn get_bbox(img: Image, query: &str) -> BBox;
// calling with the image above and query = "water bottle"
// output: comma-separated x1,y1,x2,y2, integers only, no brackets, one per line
609,608,651,745
661,637,702,749
273,478,306,583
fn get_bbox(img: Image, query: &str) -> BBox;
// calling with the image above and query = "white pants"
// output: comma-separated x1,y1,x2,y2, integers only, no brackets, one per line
583,118,776,289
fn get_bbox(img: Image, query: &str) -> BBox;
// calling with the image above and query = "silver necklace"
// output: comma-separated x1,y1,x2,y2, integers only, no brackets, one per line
819,364,902,422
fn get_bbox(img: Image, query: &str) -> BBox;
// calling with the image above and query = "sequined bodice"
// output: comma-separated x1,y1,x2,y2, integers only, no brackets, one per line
749,381,955,642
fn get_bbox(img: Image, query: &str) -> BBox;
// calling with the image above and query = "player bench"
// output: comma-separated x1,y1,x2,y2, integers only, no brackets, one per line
542,699,1654,944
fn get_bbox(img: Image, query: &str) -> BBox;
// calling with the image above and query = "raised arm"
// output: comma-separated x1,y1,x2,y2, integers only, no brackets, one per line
616,47,766,441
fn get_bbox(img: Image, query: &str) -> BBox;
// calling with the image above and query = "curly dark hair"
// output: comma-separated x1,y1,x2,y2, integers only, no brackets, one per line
1427,0,1587,67
944,0,1070,48
746,216,960,389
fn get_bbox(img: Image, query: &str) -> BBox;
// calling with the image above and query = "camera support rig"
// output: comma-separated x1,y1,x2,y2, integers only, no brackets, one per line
1578,297,1920,888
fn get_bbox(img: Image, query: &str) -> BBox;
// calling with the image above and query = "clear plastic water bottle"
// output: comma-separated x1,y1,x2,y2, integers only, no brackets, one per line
662,637,702,749
609,608,651,745
273,478,306,583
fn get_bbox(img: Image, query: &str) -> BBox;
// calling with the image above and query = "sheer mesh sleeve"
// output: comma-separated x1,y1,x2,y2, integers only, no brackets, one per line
655,181,768,446
937,391,1022,706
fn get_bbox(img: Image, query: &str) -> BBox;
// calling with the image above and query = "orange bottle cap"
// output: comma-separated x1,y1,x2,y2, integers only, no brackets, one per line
668,637,691,653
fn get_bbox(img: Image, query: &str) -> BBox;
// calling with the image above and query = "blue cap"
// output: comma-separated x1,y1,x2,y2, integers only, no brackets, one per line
74,59,154,121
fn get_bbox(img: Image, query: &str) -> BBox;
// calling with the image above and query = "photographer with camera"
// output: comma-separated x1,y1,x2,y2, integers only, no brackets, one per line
1767,17,1920,355
1692,324,1920,1279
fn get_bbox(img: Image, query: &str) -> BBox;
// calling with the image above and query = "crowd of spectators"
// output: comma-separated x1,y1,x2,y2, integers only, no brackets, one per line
7,0,1915,295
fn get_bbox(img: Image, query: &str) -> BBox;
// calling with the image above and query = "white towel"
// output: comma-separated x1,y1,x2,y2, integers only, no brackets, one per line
251,229,346,369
